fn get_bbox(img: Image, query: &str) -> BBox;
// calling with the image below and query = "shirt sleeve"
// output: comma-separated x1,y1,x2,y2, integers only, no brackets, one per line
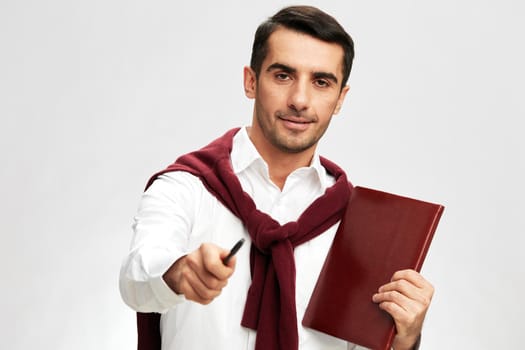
119,171,202,313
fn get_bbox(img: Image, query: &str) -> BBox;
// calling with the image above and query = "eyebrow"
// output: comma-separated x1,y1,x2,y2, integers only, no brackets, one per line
267,63,296,74
266,62,339,85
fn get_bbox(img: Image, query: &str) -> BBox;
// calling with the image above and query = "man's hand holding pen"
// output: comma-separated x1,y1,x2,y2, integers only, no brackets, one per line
162,239,244,305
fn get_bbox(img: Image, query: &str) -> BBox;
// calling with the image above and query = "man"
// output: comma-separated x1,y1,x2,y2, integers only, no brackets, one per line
120,5,433,350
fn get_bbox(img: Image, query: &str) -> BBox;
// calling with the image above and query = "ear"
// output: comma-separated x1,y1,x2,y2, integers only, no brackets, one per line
243,66,257,99
333,85,350,115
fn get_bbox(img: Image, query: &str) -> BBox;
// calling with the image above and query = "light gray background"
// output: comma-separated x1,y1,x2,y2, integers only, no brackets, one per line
1,0,523,349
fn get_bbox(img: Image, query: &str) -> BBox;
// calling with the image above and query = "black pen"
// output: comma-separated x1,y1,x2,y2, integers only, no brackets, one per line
222,238,245,265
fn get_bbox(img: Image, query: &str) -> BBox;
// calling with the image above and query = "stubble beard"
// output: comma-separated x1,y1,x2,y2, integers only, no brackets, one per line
256,110,328,154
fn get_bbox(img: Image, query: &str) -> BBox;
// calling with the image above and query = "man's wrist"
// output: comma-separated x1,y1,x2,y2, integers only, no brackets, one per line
392,333,421,350
162,255,187,294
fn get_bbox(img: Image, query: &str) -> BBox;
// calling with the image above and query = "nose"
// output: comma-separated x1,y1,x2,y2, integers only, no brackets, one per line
288,79,310,112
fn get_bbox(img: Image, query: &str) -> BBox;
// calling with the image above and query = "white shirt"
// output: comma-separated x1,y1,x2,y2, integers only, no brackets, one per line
119,127,367,350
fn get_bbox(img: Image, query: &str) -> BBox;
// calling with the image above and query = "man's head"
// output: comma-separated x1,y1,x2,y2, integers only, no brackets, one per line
250,5,355,89
244,6,354,160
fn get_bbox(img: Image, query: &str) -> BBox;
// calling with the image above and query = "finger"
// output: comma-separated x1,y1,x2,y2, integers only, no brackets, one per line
180,266,223,304
200,243,236,280
377,299,420,337
377,298,410,320
373,289,414,313
373,290,425,337
391,269,433,291
388,270,434,303
185,251,229,291
378,278,428,305
178,277,217,304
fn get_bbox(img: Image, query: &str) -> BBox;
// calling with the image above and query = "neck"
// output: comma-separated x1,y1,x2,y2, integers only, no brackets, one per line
246,127,316,190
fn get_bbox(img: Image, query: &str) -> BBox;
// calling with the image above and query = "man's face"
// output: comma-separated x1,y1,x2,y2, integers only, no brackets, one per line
244,27,349,156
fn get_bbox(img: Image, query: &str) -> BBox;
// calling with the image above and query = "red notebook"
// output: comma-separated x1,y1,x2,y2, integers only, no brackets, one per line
302,186,444,350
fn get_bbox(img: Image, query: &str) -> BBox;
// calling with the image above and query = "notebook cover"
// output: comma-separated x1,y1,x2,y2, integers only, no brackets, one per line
302,186,444,350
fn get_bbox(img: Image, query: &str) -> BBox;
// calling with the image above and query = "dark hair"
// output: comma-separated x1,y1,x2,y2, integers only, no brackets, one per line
250,5,355,88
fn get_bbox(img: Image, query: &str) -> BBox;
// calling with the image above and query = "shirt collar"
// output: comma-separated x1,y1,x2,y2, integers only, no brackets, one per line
230,126,331,188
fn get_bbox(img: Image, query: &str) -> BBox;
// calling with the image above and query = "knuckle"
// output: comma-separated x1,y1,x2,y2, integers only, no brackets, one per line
203,258,220,274
198,242,210,251
421,294,432,306
388,290,401,302
210,277,228,291
199,242,215,256
185,253,200,269
428,283,435,295
393,280,406,292
388,280,399,290
181,268,192,282
422,286,434,302
206,278,221,290
200,288,220,301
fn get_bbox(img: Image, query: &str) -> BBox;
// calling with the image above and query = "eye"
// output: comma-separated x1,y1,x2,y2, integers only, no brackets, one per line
275,72,291,81
314,79,330,88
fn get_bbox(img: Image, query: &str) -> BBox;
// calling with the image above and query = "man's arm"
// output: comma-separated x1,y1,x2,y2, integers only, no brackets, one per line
119,172,205,312
372,269,434,350
119,171,240,311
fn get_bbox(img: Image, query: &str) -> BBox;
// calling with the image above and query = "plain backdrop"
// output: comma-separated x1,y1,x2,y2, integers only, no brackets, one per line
1,0,523,349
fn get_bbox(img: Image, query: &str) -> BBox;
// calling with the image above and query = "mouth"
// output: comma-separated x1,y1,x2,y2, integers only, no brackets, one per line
276,112,313,124
281,117,311,124
277,113,313,131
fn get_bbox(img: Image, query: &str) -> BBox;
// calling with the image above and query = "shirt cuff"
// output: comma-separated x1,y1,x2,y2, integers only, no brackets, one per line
150,275,186,311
